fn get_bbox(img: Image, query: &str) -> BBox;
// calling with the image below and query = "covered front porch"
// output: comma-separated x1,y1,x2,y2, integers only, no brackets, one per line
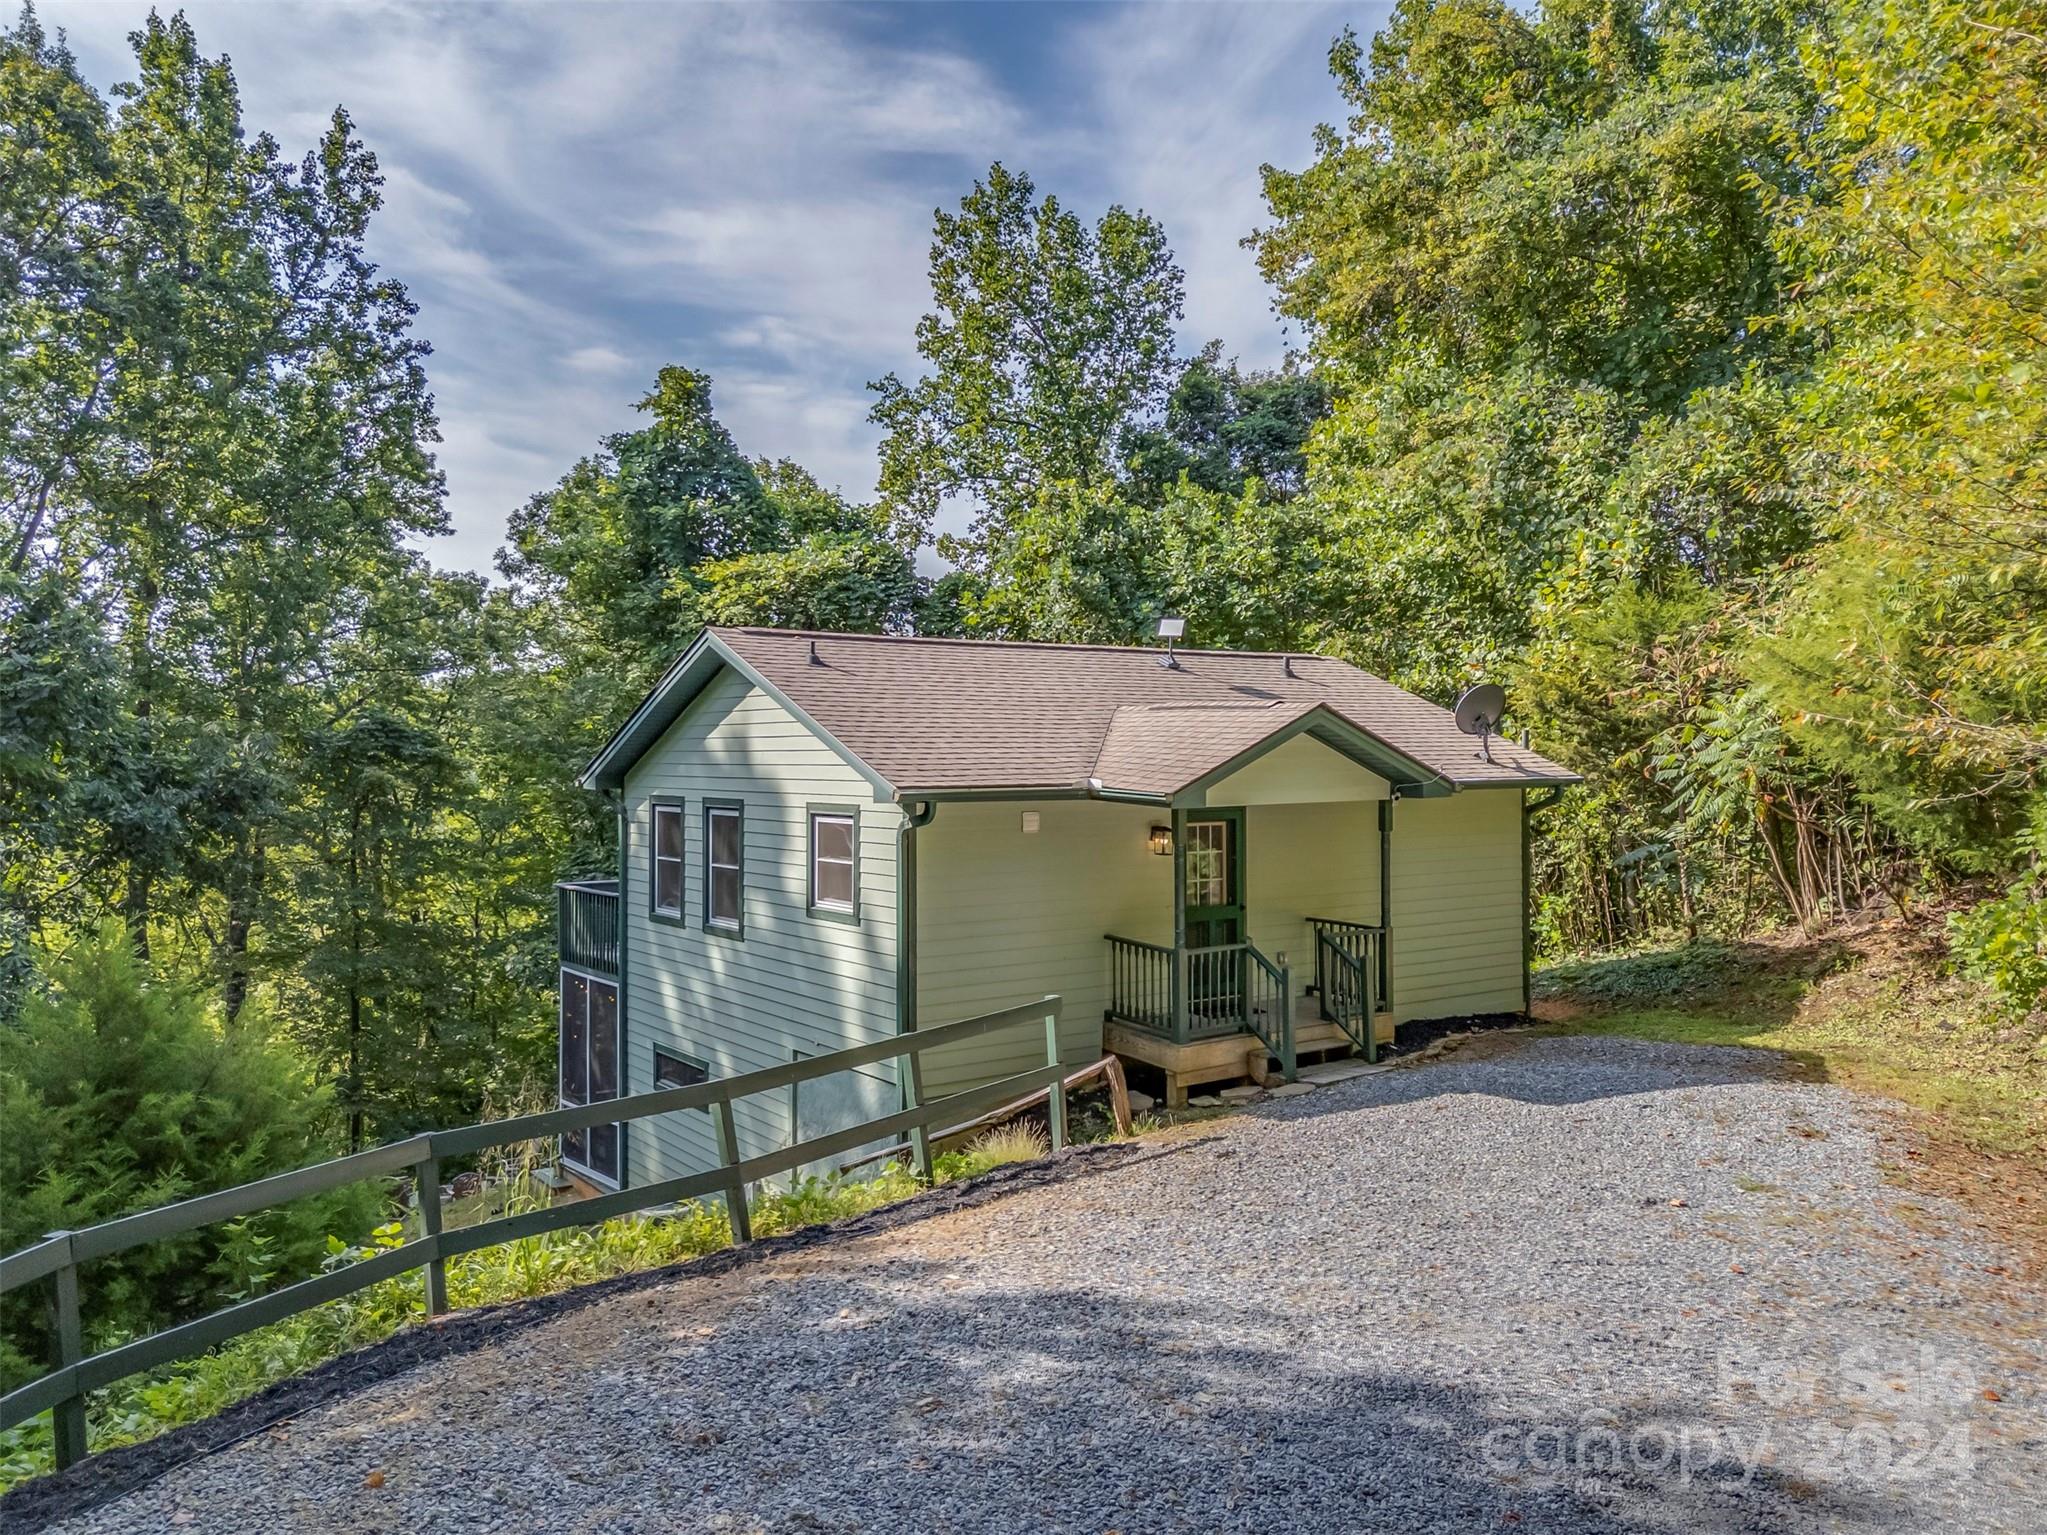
911,707,1463,1108
1099,794,1394,1106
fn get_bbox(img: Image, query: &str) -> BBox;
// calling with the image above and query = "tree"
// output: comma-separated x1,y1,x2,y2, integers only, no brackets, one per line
0,924,381,1387
501,366,773,681
870,163,1185,583
1240,0,1852,947
2,9,445,1015
1122,344,1329,507
1251,0,1826,694
1757,0,2047,845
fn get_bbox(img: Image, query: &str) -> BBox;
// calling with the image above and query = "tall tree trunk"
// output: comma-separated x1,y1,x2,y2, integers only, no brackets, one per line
123,569,160,957
123,869,152,961
223,836,260,1023
347,983,364,1154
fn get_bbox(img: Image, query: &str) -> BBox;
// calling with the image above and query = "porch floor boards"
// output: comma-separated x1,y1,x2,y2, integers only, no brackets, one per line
1105,995,1394,1108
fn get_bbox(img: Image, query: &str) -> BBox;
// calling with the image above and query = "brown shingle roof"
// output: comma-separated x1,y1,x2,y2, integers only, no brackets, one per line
700,628,1576,796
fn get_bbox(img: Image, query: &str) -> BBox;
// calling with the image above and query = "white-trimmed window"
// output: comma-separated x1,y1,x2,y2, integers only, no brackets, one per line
704,802,743,934
651,801,685,918
559,968,620,1186
808,810,857,918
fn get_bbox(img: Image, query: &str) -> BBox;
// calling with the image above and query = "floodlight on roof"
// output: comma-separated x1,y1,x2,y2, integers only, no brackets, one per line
1156,615,1186,669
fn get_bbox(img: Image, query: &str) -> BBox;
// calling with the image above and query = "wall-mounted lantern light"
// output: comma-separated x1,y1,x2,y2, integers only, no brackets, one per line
1148,825,1173,856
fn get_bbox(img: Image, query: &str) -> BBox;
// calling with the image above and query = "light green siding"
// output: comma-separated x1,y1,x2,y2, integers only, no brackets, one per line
1389,788,1524,1022
620,668,903,1187
915,800,1168,1096
1243,800,1381,978
1202,733,1390,807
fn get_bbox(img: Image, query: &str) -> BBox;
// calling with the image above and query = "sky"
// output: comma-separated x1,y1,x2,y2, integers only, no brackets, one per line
44,0,1382,576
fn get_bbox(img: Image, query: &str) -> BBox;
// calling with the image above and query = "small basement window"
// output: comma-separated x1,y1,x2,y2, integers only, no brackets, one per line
651,802,684,917
705,802,742,934
653,1047,709,1104
808,810,857,918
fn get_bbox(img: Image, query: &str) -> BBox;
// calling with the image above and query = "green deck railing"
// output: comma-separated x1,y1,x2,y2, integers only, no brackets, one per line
556,877,621,976
0,993,1067,1471
1103,935,1294,1078
1315,929,1378,1062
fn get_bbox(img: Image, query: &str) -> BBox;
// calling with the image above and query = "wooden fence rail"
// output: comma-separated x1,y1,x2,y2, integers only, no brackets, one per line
0,994,1067,1470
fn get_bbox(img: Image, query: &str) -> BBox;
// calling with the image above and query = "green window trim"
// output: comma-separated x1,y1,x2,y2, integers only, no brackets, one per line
702,798,745,939
806,803,861,925
652,1046,710,1109
648,796,688,928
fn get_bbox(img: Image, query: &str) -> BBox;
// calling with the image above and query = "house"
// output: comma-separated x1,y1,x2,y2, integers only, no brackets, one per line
552,626,1578,1191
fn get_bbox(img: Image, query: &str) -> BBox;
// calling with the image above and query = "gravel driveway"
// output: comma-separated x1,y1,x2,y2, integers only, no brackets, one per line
29,1035,2047,1534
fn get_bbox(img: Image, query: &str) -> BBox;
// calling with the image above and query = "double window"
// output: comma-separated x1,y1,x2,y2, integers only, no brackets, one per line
808,809,858,920
704,802,743,934
559,969,620,1186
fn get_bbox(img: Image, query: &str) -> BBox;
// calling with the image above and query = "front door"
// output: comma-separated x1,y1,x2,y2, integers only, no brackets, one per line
1182,810,1244,1021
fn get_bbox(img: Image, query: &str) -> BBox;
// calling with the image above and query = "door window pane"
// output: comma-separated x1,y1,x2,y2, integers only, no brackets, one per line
1185,821,1228,908
560,973,588,1103
588,981,618,1101
586,1123,620,1184
558,972,620,1185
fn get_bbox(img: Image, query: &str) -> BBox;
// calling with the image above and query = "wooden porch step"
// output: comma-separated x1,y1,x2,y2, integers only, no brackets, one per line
1105,1003,1393,1108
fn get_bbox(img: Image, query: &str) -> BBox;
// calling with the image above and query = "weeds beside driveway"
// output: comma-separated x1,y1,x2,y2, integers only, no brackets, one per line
29,1035,2047,1534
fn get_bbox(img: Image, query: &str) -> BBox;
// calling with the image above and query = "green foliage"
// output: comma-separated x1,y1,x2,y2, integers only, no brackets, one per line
871,162,1184,551
1753,0,2047,844
1122,343,1328,507
0,924,382,1388
1949,802,2047,1016
1533,940,1748,1004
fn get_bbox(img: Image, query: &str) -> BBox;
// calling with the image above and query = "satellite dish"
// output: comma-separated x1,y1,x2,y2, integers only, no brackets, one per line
1454,683,1508,764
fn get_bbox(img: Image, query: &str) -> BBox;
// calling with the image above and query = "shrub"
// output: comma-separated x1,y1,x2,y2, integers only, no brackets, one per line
0,925,382,1389
1950,804,2047,1017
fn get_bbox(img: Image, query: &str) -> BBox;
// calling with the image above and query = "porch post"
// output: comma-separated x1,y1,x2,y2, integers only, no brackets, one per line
1378,797,1393,1013
1170,806,1188,1044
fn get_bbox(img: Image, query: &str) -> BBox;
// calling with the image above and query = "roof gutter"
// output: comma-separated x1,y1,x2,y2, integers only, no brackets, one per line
890,782,1170,806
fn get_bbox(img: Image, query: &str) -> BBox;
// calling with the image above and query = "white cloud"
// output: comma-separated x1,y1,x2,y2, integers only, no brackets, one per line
564,346,635,376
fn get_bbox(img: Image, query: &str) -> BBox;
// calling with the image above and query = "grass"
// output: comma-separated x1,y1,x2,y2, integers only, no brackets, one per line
0,1100,1106,1492
1534,915,2047,1165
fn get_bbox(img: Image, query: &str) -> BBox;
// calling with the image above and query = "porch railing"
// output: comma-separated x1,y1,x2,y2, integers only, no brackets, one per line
1243,944,1295,1082
1307,917,1384,1018
1,994,1067,1470
1104,935,1296,1080
1105,934,1174,1034
558,877,620,977
1315,927,1379,1063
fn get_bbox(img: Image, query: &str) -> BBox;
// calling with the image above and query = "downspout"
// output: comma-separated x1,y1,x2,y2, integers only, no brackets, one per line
895,799,937,1041
1522,785,1567,1016
613,790,629,1189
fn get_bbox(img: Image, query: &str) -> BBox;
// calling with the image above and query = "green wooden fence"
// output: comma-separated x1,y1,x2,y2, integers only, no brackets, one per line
0,994,1067,1471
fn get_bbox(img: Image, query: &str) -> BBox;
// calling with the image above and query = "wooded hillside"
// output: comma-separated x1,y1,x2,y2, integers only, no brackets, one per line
4,0,2044,1377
